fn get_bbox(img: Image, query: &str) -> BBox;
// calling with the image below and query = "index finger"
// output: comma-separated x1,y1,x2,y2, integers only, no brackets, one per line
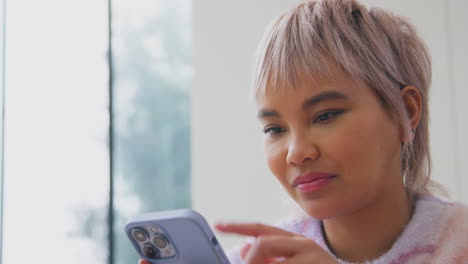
215,223,295,238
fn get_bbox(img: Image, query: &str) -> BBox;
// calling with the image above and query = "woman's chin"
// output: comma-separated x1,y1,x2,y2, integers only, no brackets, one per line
298,198,343,220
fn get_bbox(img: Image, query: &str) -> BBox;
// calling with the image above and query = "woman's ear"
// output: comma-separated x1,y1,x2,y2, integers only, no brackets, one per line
400,85,422,142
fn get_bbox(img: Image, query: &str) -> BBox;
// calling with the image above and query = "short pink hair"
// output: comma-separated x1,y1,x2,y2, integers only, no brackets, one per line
253,0,438,195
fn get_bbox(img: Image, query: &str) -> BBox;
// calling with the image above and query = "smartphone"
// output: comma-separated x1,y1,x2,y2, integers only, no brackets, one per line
125,209,231,264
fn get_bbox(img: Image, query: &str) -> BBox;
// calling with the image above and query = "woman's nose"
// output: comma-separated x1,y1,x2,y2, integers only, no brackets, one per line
286,135,320,166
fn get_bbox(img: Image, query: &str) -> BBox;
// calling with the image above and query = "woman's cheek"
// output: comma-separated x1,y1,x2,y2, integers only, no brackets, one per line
324,121,375,183
264,140,288,183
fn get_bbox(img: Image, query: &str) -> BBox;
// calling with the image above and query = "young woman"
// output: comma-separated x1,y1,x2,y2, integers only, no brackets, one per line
215,0,468,263
141,0,468,263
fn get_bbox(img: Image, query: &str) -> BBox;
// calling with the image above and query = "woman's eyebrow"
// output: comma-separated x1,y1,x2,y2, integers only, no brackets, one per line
302,90,349,110
257,91,349,119
257,109,279,119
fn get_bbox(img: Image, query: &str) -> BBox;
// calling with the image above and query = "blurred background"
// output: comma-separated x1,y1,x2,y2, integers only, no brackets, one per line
0,0,466,263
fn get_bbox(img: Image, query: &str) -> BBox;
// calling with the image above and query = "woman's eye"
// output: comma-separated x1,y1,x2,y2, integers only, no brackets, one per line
314,110,344,124
263,127,285,135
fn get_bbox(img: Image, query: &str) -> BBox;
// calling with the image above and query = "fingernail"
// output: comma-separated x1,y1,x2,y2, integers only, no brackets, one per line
264,258,279,264
240,243,252,259
216,222,230,230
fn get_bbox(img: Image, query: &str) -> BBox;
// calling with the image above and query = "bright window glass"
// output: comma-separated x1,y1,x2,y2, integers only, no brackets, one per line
111,0,192,263
3,0,109,263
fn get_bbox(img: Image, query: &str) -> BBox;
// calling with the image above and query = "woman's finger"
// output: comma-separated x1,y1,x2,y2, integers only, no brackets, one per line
139,259,151,264
240,243,253,259
241,242,282,264
215,223,295,238
277,253,337,264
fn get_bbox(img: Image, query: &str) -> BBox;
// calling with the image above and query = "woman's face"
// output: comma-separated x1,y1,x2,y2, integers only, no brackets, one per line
256,70,404,219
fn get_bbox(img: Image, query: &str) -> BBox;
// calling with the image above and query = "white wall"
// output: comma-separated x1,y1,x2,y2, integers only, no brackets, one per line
192,0,468,249
449,0,468,204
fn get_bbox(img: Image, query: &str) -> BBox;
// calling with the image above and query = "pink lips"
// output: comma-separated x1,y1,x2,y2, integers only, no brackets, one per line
292,172,335,193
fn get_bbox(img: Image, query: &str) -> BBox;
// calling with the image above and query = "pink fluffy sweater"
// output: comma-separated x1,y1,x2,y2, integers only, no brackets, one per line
227,195,468,263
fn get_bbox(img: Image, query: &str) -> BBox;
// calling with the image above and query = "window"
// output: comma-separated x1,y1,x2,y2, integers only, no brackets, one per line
1,0,191,263
112,0,192,263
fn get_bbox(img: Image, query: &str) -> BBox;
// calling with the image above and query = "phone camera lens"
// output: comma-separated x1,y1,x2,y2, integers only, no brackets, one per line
142,244,160,259
152,235,168,249
132,228,148,242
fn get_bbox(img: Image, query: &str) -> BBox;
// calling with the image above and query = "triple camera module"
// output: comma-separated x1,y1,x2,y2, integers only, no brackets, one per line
131,226,176,260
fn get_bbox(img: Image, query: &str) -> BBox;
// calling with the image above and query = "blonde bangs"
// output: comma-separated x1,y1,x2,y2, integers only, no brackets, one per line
251,0,436,196
253,2,336,99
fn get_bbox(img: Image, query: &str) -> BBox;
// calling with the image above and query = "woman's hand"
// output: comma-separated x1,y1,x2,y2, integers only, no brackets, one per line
215,222,338,264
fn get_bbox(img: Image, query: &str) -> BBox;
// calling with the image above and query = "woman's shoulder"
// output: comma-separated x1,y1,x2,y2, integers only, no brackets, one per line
413,194,468,241
416,193,468,221
385,194,468,263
